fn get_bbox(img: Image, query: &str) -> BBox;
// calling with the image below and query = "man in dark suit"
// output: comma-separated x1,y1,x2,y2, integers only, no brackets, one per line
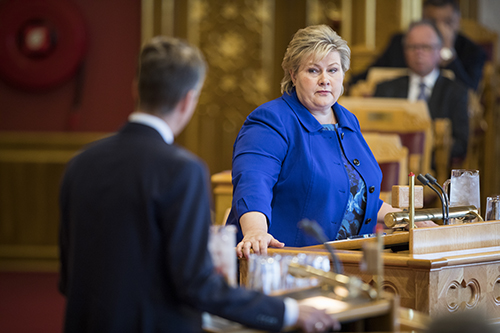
373,20,469,162
350,0,486,90
58,37,338,333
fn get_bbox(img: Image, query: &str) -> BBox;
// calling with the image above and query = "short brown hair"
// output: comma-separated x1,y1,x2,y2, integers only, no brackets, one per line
281,25,350,94
137,36,206,115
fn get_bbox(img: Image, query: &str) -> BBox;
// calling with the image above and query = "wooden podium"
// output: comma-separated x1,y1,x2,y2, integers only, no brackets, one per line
240,221,500,326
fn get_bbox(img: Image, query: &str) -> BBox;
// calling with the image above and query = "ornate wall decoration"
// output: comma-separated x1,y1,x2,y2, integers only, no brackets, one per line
179,0,275,172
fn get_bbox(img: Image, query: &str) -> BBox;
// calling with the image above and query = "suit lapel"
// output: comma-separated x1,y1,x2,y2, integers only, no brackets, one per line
397,76,410,98
427,75,445,118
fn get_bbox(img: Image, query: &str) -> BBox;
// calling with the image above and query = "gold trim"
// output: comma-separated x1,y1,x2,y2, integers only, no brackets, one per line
161,0,175,36
306,0,320,26
365,0,376,49
187,0,201,46
401,0,423,30
342,0,352,43
141,0,155,45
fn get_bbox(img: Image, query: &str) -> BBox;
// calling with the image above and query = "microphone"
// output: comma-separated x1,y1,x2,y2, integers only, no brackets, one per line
297,219,343,274
424,173,449,224
417,174,447,225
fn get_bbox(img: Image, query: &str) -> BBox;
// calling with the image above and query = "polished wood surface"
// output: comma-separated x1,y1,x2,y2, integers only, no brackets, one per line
245,222,500,324
409,221,500,255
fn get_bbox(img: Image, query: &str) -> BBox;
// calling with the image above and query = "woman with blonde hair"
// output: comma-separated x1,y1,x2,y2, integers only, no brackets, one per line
226,25,430,259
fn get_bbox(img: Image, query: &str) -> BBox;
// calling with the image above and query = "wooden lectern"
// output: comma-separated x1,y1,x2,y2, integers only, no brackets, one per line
240,221,500,327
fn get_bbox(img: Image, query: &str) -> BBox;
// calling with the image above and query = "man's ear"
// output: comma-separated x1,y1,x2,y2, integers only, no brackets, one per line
178,89,198,115
176,88,202,128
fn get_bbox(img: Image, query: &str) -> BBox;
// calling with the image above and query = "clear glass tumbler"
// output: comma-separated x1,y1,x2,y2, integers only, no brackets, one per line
485,195,500,221
443,169,481,211
208,225,237,286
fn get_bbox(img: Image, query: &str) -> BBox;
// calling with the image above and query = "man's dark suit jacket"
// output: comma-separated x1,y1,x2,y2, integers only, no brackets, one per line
59,122,285,332
350,32,486,90
373,75,469,160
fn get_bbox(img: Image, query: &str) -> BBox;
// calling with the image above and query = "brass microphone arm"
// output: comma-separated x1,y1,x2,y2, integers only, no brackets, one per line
287,261,378,300
384,205,482,228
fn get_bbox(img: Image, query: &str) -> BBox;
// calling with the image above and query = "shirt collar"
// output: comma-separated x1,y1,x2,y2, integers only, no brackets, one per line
282,89,356,133
409,68,439,89
128,112,174,144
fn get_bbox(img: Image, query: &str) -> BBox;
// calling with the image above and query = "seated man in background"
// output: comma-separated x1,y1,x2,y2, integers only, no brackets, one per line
350,0,486,91
58,36,338,333
373,20,469,164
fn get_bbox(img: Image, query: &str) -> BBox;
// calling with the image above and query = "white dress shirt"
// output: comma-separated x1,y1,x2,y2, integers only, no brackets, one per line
408,68,440,102
128,111,174,144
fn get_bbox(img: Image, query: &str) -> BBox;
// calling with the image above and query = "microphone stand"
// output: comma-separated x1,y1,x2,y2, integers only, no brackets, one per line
417,174,447,225
297,219,343,274
425,173,450,225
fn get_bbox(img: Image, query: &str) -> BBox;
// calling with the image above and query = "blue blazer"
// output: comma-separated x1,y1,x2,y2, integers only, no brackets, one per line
226,90,383,247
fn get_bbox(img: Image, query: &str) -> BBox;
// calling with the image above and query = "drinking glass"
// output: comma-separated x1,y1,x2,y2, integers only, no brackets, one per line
443,169,481,211
485,195,500,221
208,225,237,286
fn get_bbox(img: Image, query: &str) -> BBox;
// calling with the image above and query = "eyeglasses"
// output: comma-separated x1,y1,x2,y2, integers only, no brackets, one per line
404,44,440,52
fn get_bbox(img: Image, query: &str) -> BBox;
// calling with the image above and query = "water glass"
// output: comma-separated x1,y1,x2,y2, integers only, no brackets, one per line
443,169,481,211
208,225,237,286
485,195,500,221
246,253,330,294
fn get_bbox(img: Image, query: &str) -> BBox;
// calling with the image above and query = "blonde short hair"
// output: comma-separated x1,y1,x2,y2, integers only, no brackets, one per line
281,25,350,95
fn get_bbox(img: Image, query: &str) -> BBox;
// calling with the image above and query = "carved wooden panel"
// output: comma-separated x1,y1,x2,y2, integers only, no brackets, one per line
341,258,500,320
431,264,500,319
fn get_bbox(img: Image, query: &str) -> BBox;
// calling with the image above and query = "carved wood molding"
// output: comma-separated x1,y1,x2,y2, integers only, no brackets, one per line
445,278,480,311
493,276,500,306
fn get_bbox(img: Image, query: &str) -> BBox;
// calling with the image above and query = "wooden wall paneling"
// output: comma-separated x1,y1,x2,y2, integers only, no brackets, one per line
141,0,155,44
351,0,366,47
375,0,403,53
0,132,109,271
348,1,373,77
460,0,479,20
273,0,307,99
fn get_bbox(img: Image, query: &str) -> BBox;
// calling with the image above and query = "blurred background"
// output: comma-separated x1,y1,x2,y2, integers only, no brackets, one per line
0,0,499,271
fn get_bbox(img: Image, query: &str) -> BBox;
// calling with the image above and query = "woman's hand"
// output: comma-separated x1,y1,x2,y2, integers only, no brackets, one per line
414,220,439,228
237,211,285,259
236,230,284,259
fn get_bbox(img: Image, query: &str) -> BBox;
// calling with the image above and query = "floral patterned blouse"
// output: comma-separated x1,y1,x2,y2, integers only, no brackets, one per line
323,124,367,240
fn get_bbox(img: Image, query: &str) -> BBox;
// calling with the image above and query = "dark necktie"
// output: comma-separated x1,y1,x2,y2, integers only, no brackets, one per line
417,81,427,101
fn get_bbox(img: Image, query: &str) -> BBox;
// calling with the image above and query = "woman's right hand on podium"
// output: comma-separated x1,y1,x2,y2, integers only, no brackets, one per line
237,211,284,259
415,220,439,228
